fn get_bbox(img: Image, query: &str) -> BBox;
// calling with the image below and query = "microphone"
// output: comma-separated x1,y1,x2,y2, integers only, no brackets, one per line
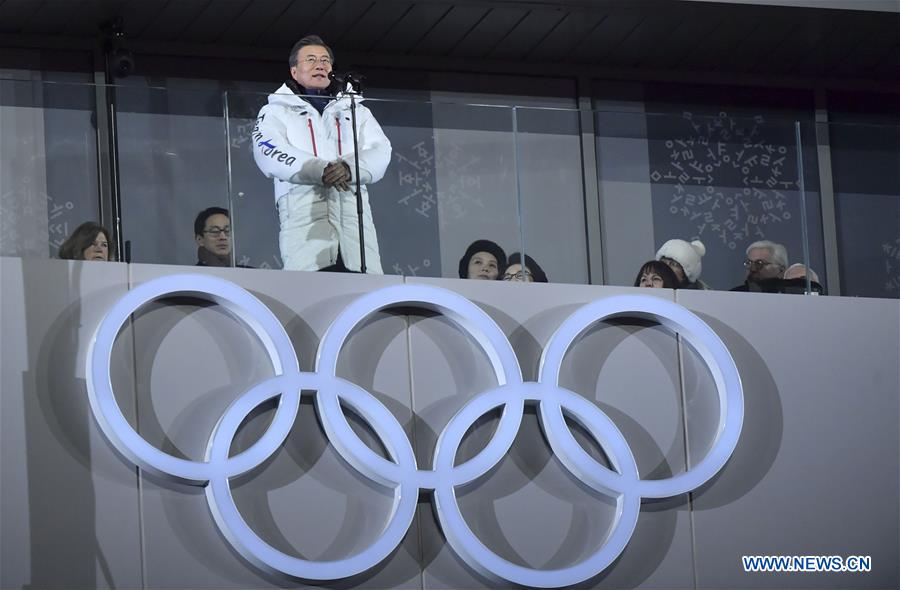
328,71,366,93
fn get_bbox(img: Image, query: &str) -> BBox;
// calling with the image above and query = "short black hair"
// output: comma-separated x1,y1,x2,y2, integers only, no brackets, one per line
458,240,507,279
505,252,549,283
194,207,230,238
58,221,115,261
633,260,680,289
289,35,334,67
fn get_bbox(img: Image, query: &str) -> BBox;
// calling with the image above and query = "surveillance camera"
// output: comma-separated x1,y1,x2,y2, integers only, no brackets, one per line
111,48,135,78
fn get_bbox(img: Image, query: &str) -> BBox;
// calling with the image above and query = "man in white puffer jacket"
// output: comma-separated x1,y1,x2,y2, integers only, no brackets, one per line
252,35,391,273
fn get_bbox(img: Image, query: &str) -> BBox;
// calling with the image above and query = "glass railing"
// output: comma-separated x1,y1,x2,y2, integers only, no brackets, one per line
594,109,820,293
826,121,900,299
3,78,897,299
224,90,525,277
511,106,588,285
0,79,102,259
116,84,232,266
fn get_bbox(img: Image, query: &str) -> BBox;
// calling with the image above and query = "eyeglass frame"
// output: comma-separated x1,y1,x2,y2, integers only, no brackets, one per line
501,269,534,282
742,258,777,271
301,55,333,67
202,226,231,237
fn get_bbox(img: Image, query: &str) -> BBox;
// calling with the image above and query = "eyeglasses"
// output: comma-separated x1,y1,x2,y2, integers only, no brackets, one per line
203,227,231,237
302,55,332,67
502,270,533,281
743,259,774,271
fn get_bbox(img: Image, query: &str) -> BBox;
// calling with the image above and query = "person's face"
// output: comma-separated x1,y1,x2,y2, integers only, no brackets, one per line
196,213,231,256
82,232,109,261
501,263,534,282
660,257,685,282
290,45,333,90
467,252,499,280
744,247,781,281
639,271,666,288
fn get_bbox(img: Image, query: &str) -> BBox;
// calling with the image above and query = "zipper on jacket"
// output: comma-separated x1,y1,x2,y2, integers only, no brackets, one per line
335,117,342,155
307,119,317,157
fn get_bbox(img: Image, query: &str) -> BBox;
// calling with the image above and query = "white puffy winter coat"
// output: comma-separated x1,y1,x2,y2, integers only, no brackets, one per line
252,84,391,272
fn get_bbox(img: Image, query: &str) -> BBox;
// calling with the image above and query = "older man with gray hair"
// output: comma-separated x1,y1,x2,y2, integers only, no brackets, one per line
730,240,788,292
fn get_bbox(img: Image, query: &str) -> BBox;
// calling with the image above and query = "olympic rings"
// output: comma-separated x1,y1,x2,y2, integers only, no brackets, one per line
86,274,743,587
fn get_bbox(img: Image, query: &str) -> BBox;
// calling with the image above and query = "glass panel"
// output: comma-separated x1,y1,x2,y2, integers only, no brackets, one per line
595,109,823,293
514,106,587,285
116,85,230,267
222,89,279,270
793,120,823,295
424,100,520,281
373,97,448,277
830,121,900,299
0,79,101,260
225,90,523,279
9,76,866,302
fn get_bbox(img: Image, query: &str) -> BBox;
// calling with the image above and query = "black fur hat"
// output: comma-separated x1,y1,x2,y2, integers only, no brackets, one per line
458,240,507,279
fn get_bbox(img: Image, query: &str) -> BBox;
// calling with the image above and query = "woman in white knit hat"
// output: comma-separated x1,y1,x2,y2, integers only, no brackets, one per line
655,239,710,290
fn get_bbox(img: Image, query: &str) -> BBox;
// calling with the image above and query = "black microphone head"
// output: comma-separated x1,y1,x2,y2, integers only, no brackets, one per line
325,71,343,95
328,71,363,94
341,71,365,94
328,71,348,93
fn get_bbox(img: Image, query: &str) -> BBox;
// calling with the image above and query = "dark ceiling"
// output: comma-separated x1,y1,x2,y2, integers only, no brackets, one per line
1,0,898,81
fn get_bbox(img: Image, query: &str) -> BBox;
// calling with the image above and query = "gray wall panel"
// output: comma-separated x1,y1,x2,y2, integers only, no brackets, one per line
406,278,695,589
2,259,898,589
677,289,900,589
126,264,421,589
0,257,142,590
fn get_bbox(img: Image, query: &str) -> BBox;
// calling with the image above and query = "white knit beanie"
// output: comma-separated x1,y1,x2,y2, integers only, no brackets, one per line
655,239,706,283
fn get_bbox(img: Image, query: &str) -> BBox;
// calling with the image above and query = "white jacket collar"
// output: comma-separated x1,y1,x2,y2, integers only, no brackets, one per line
267,83,365,112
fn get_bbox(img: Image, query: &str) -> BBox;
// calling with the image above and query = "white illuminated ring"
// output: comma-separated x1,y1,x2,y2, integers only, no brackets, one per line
315,284,523,490
86,274,744,587
205,373,419,580
433,382,642,588
86,274,302,483
539,294,744,498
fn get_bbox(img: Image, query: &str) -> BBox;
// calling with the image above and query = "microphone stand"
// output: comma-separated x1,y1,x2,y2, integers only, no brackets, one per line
349,85,366,274
335,73,367,274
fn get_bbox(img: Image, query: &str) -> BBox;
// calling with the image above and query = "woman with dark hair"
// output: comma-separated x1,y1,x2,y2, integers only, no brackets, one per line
58,222,114,262
633,260,680,289
501,252,548,283
458,240,506,280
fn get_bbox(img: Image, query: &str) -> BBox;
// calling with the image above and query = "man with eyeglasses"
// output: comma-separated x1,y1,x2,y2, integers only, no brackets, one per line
730,240,788,292
194,207,246,267
252,34,391,274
